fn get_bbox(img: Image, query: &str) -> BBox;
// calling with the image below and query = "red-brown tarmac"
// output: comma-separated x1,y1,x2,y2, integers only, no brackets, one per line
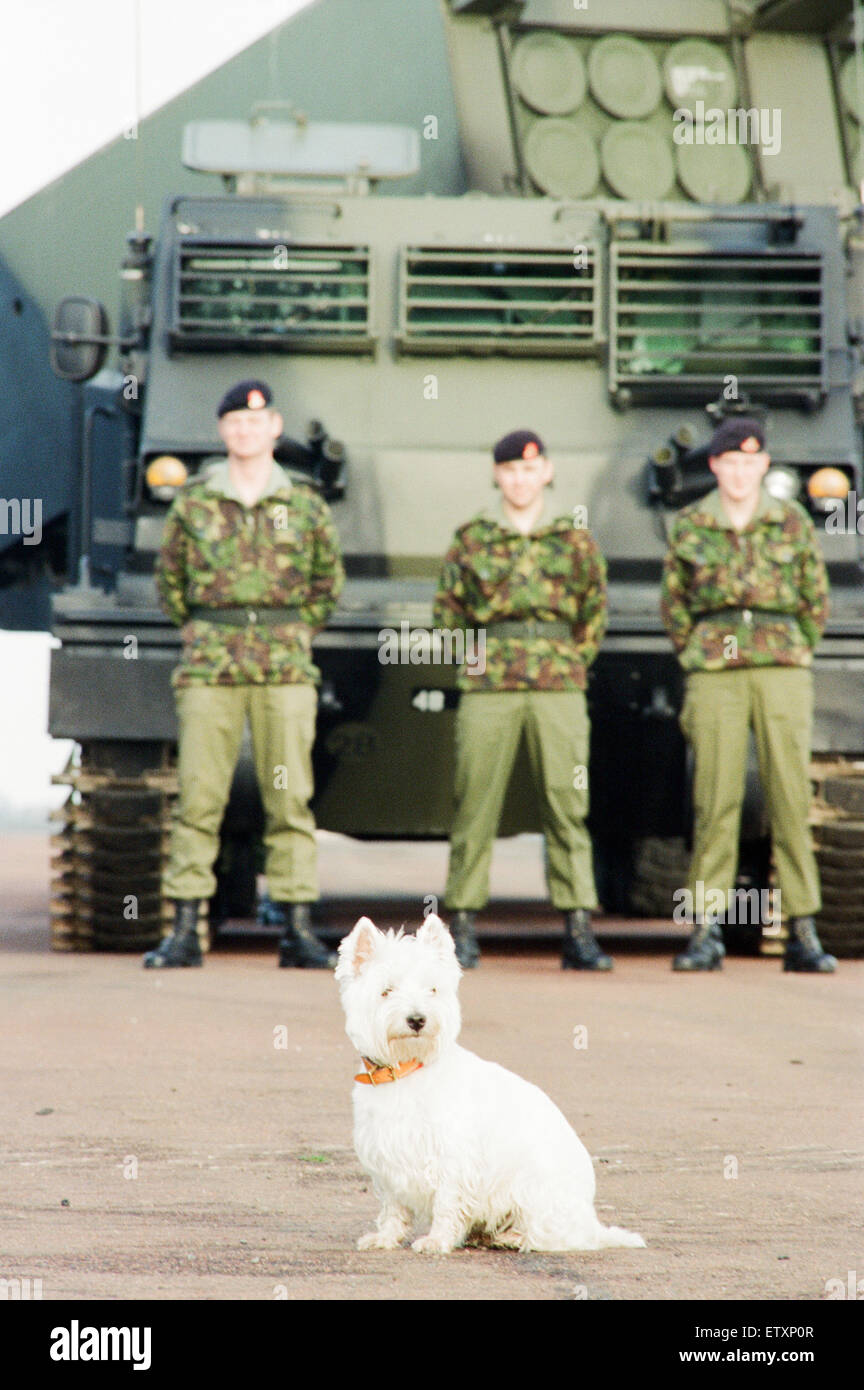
2,831,861,1301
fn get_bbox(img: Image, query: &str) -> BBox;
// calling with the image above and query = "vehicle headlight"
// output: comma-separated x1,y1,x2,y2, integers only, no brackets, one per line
763,466,800,502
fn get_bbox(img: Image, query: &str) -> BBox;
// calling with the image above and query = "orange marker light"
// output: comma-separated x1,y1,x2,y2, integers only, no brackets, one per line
145,455,188,501
807,467,850,501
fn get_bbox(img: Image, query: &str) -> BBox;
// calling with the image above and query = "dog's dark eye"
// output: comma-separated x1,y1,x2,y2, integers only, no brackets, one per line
381,987,392,997
430,987,437,994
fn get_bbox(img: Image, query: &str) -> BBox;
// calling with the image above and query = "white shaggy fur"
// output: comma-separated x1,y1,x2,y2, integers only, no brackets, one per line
336,915,645,1254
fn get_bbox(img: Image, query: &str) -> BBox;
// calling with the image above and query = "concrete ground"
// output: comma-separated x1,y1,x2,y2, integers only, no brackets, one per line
1,832,861,1303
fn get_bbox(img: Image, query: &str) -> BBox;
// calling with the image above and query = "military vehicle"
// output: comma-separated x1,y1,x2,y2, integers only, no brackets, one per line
8,0,864,954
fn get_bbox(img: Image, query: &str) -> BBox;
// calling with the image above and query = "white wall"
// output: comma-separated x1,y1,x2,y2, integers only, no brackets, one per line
0,634,71,827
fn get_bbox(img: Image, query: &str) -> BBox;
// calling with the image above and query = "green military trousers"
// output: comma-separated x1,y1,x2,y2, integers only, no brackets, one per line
444,690,598,912
163,683,318,903
680,667,820,918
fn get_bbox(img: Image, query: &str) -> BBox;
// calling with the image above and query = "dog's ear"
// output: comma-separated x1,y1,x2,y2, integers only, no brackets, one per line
335,916,380,982
416,913,458,965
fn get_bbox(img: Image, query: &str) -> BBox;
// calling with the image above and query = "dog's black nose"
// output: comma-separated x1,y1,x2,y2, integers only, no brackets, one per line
406,1014,426,1033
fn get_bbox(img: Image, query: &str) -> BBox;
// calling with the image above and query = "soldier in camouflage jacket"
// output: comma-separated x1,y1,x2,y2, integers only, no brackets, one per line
433,510,607,692
434,429,611,973
659,415,835,974
144,380,343,972
158,461,342,688
660,486,828,671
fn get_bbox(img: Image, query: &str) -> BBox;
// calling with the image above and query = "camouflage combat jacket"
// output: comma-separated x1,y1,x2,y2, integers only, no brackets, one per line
660,487,829,672
157,461,343,688
433,502,607,692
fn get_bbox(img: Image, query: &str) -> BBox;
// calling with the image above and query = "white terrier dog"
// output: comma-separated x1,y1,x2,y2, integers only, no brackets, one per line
336,914,645,1254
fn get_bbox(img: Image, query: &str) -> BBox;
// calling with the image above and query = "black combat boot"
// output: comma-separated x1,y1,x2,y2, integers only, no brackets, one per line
784,916,837,973
277,903,335,968
672,917,725,971
561,909,613,971
143,900,203,968
449,910,480,969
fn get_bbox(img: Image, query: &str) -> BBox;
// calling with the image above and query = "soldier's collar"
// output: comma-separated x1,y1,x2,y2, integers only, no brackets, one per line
201,459,292,503
483,496,568,535
699,485,785,530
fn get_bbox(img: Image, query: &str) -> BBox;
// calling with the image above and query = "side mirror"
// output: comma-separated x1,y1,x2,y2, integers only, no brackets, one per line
51,297,110,382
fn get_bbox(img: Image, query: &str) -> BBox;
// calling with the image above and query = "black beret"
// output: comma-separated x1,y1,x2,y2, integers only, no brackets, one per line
217,379,274,417
707,416,766,458
493,429,545,464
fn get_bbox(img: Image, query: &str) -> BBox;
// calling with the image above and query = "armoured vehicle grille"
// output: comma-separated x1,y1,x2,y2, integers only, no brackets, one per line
398,246,599,355
170,242,373,352
610,246,825,405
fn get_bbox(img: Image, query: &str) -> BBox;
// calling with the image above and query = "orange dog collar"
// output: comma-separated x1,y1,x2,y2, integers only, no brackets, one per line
354,1057,424,1086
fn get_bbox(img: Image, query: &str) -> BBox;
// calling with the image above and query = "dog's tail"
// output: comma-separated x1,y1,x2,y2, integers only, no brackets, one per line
595,1221,646,1249
525,1207,646,1251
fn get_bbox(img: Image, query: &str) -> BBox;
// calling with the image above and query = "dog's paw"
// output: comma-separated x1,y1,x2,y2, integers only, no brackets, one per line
411,1234,453,1255
357,1231,403,1251
492,1228,528,1251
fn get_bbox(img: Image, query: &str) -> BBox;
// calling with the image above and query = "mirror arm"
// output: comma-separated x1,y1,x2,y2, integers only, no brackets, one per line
51,330,140,349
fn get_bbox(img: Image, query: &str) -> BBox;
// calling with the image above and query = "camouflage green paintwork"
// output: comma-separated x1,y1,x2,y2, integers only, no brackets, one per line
433,503,607,691
156,461,343,688
660,487,829,671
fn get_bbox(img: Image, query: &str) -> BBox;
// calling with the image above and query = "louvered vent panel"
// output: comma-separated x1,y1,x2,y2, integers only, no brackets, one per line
398,245,600,355
610,246,825,404
170,242,373,352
